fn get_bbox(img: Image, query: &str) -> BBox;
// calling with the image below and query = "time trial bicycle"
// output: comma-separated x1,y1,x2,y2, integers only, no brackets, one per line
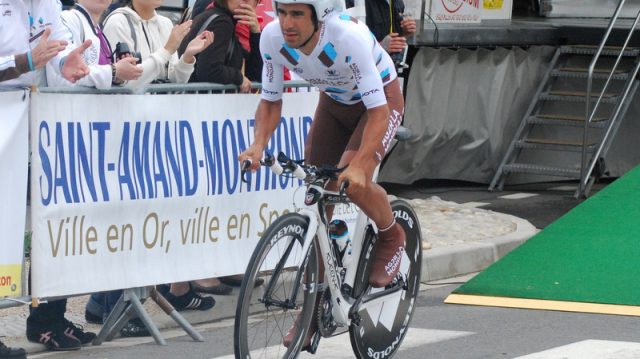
234,148,422,359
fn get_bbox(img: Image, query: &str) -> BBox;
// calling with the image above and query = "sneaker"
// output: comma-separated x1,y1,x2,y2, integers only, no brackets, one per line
369,222,406,288
165,290,215,311
62,319,97,345
26,326,81,351
282,288,321,350
120,318,150,337
84,310,104,325
0,340,26,359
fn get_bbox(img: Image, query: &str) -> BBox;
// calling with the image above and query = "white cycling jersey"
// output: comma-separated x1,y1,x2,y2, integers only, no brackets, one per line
259,12,397,109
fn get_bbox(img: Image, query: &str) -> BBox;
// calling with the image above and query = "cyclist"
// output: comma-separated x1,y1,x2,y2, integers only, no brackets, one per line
238,0,405,347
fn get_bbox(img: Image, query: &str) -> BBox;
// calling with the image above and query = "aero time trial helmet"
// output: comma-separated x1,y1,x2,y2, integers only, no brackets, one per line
272,0,340,21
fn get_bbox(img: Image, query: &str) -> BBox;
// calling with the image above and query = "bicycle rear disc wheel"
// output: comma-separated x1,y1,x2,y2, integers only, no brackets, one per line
349,199,423,359
234,213,319,359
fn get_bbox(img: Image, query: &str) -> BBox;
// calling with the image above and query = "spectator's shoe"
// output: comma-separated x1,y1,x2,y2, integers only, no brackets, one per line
0,340,26,359
191,281,234,295
26,325,81,351
120,318,150,337
369,222,406,288
219,275,264,288
63,320,97,345
165,290,215,311
84,310,104,325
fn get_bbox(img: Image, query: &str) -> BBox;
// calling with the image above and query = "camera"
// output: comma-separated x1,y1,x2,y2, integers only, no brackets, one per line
114,42,142,64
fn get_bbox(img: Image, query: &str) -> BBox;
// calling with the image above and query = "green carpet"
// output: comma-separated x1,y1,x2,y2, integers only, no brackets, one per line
452,166,640,307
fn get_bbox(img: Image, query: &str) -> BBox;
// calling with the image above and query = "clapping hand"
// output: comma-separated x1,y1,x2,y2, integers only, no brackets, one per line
165,20,193,54
31,27,67,69
61,40,91,83
183,31,214,64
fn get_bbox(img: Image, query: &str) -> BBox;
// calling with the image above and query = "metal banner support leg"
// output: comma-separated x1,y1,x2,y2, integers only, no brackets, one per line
93,286,203,346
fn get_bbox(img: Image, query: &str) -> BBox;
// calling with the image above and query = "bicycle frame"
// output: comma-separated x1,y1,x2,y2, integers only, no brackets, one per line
292,167,404,328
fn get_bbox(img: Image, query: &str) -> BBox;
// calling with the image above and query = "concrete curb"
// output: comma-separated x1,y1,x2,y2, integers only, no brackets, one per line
422,213,539,282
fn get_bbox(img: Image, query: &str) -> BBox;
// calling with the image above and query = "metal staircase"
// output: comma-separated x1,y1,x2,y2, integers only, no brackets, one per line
489,0,640,198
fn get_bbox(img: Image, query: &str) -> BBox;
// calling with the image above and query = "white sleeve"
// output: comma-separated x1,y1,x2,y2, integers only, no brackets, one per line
341,28,387,109
61,11,112,90
0,55,17,71
104,13,171,89
259,29,285,102
44,1,74,87
163,17,194,84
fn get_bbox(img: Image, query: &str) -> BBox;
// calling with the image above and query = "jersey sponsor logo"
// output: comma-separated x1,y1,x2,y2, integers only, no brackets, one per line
349,62,362,83
361,89,379,97
292,67,303,74
262,88,279,95
382,109,402,152
326,69,339,77
306,78,351,86
265,62,274,82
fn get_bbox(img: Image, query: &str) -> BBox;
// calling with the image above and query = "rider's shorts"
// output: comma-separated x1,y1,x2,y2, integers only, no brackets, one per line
305,78,404,167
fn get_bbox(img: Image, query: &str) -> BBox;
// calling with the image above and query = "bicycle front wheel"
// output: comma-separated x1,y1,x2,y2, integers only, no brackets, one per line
349,199,423,359
234,213,319,359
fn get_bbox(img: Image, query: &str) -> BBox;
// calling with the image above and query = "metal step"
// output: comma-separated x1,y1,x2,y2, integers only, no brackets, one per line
502,163,581,178
516,138,596,152
560,45,640,57
551,68,630,81
527,114,608,128
540,91,619,104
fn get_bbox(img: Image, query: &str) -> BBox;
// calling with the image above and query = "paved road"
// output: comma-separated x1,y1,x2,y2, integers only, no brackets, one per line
36,278,640,359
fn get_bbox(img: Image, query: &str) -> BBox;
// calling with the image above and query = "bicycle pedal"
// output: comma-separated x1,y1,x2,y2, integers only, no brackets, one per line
306,331,322,354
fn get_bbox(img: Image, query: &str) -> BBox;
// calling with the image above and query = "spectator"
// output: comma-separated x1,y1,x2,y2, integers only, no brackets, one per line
345,0,416,57
103,0,216,314
61,0,143,89
178,0,262,91
58,0,145,334
1,0,94,352
0,28,63,83
102,0,213,88
172,0,263,294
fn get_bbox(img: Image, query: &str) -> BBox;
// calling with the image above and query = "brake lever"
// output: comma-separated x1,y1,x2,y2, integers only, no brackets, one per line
241,160,252,184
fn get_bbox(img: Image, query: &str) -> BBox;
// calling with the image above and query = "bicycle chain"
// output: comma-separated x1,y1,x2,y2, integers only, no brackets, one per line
316,288,337,337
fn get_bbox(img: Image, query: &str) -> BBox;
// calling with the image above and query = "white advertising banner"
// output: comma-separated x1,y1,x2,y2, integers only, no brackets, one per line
0,90,28,298
430,0,481,23
30,92,319,298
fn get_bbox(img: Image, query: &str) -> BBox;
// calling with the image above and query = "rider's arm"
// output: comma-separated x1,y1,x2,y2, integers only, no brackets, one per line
252,99,283,150
239,23,285,169
354,104,390,167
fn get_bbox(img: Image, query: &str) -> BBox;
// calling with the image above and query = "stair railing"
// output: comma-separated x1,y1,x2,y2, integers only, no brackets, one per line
581,0,640,197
